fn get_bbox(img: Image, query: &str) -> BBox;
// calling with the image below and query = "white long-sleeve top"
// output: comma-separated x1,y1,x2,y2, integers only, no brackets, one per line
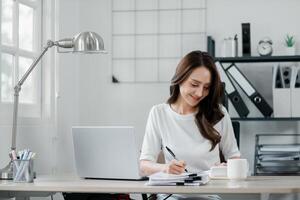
140,103,241,172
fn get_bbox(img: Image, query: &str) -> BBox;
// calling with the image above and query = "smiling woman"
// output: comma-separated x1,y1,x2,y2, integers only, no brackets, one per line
167,51,225,151
173,67,211,112
139,51,241,200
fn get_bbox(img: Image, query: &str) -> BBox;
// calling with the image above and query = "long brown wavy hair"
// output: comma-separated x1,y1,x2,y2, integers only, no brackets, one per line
167,51,224,151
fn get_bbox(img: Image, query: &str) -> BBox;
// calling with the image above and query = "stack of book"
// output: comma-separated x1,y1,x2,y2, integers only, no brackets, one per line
147,172,210,186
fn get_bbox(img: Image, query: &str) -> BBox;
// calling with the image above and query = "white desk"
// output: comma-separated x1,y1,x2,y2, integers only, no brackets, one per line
0,175,300,199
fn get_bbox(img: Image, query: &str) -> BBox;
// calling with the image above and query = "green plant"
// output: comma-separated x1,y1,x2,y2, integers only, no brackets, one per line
285,34,295,47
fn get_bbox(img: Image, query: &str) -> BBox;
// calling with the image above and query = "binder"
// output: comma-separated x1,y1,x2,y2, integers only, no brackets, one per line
272,64,291,117
291,66,300,117
215,62,249,117
281,66,292,88
226,64,273,117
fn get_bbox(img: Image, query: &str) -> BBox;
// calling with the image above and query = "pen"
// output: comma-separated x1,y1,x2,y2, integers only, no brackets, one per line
165,146,188,172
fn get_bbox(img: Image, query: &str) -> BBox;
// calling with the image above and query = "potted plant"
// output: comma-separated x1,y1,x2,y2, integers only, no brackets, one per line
285,34,296,55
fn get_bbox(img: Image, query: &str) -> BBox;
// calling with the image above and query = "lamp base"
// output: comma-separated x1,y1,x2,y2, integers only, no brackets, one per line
0,161,13,180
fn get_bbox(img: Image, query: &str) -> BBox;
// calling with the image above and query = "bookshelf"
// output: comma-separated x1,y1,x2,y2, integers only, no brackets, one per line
215,55,300,63
217,56,300,177
231,117,300,121
217,55,300,121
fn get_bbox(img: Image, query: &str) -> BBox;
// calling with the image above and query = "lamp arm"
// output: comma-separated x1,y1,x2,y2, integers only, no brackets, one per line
11,40,55,151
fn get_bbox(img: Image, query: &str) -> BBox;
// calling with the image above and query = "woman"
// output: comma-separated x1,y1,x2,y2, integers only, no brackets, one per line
139,51,241,200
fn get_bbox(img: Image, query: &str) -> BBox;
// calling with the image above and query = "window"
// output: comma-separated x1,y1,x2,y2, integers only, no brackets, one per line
0,0,42,118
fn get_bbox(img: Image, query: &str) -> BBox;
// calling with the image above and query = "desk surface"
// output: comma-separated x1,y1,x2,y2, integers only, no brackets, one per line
0,175,300,194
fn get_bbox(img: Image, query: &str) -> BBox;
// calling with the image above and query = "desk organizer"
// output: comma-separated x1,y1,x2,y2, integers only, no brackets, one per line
13,159,34,182
254,134,300,175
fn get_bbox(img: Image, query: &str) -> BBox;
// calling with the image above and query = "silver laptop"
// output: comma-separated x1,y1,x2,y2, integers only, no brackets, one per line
72,126,145,180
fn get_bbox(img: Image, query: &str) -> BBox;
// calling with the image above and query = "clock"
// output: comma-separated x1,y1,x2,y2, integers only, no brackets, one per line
257,37,273,56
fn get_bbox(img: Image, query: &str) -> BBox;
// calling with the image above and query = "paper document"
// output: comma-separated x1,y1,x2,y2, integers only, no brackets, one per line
260,144,300,152
147,171,210,186
259,154,300,161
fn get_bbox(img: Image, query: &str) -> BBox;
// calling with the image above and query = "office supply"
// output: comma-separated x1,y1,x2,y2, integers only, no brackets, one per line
215,55,300,120
242,23,251,56
207,36,215,57
10,150,17,160
165,146,188,172
0,32,106,180
291,67,300,117
259,154,300,161
282,66,292,88
226,64,273,117
13,160,34,183
273,64,292,117
12,149,36,182
260,144,300,152
72,126,145,180
215,62,249,117
275,64,284,88
220,82,229,110
254,134,300,175
147,171,209,186
295,70,300,88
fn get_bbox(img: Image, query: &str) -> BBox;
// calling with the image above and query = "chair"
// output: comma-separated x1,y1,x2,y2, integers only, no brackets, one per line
219,121,240,163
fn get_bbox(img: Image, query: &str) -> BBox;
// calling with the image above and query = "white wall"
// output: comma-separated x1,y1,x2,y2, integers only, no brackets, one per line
2,0,300,177
52,0,300,175
207,0,300,57
54,0,299,174
53,0,81,174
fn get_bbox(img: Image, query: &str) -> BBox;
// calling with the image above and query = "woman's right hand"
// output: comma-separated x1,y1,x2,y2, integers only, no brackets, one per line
163,159,186,174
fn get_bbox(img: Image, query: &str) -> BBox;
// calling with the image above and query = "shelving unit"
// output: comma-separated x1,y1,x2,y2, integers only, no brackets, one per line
217,56,300,176
216,55,300,121
215,55,300,63
231,117,300,121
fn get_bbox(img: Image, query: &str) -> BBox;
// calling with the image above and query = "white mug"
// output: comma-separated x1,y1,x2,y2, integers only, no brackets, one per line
227,159,249,180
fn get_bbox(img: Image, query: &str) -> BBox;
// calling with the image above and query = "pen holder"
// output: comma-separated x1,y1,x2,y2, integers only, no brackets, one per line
13,159,34,182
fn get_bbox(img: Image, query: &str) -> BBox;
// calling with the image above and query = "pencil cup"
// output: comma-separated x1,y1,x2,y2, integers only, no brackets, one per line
13,160,34,182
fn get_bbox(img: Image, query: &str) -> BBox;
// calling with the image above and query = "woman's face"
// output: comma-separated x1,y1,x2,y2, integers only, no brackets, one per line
179,66,211,108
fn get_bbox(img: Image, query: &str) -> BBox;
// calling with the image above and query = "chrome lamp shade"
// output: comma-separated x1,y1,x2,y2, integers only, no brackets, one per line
73,32,106,53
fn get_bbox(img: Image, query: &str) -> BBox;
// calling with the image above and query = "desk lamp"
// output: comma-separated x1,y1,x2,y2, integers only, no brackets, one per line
0,31,106,179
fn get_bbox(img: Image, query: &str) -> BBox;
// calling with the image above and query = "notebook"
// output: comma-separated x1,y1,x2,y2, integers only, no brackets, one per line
72,126,146,180
147,171,210,186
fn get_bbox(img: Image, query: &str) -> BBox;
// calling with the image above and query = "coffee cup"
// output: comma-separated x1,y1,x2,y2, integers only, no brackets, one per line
227,158,249,180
